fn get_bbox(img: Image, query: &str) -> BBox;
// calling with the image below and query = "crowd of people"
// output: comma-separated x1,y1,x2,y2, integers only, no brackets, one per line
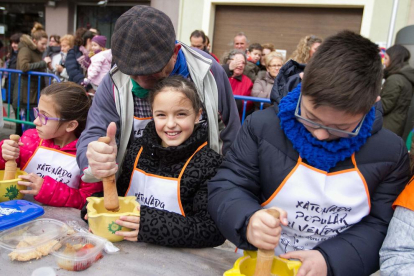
1,4,414,276
3,23,112,133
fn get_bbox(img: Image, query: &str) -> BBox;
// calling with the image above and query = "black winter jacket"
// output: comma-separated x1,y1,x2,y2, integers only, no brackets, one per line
208,106,410,276
65,46,84,84
270,59,305,109
117,121,225,248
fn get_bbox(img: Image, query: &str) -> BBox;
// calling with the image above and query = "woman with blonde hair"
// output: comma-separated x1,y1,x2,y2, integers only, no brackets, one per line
252,52,284,109
54,34,75,82
290,35,322,64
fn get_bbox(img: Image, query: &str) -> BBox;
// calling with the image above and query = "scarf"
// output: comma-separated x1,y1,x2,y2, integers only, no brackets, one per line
130,78,149,98
170,46,189,78
278,84,375,171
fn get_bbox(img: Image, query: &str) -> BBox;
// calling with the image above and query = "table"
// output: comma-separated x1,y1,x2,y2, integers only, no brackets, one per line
0,197,239,276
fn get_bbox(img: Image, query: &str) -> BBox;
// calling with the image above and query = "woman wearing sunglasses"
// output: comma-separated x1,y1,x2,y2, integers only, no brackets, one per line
0,82,102,209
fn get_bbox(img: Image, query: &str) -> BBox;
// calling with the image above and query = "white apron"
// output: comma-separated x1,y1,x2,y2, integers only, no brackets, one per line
263,154,370,255
133,117,152,138
22,141,80,189
126,142,208,216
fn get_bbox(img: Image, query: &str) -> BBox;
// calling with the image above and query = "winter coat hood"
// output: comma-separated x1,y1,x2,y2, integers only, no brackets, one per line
19,34,38,51
397,64,414,85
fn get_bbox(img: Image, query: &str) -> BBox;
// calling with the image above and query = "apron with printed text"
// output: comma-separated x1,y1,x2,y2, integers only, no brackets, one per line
126,142,207,216
22,141,80,189
262,154,370,255
133,117,152,138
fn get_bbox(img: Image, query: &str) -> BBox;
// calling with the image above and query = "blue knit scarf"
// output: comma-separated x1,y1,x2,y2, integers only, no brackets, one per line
278,84,375,172
170,45,189,78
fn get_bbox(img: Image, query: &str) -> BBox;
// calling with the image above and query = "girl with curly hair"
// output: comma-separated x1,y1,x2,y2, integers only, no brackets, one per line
290,35,322,64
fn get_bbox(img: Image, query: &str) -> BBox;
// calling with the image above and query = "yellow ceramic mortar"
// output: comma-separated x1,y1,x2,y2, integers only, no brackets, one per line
86,196,140,242
0,170,27,202
224,251,301,276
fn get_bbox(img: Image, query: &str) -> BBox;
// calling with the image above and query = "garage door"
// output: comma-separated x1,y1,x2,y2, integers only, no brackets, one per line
212,5,363,62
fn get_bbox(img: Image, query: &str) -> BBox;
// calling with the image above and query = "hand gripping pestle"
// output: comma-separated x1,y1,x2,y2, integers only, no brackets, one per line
3,135,21,180
97,136,120,212
253,209,281,276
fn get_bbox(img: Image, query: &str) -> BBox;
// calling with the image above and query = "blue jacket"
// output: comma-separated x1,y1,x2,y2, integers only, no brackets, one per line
65,46,84,84
208,105,410,276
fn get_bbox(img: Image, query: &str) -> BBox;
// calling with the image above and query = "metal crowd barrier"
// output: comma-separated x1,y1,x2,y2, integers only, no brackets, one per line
233,95,272,124
0,68,60,126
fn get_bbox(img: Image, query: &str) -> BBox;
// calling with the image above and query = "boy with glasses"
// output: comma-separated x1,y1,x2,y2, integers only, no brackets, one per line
208,31,410,276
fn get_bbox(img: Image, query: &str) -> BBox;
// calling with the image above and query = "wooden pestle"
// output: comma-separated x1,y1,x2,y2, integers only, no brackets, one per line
253,209,281,276
97,136,120,212
3,135,21,180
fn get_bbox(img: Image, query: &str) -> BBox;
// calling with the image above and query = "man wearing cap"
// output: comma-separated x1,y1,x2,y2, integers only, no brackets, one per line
76,5,240,182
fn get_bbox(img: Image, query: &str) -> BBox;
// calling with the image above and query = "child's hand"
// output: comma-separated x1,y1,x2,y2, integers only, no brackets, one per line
115,205,141,242
2,139,23,161
280,250,327,276
246,207,288,250
18,173,44,196
87,122,118,179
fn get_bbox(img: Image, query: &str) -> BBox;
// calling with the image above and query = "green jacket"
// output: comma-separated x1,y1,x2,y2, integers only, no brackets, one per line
12,34,47,108
381,64,414,137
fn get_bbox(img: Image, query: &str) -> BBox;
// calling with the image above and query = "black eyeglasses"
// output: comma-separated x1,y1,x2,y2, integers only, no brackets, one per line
33,107,67,125
294,93,366,138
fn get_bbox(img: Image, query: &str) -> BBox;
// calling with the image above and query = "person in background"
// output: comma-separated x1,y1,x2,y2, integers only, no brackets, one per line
65,28,95,85
5,33,22,100
223,49,253,118
290,35,322,64
252,52,284,109
54,34,75,82
270,35,322,108
85,35,112,91
13,22,50,132
233,32,249,52
88,28,100,36
190,30,219,63
190,30,206,50
244,43,262,82
43,34,61,72
380,44,414,140
259,43,275,71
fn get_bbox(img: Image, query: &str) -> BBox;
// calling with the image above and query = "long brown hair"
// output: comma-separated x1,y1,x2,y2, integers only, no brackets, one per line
384,45,411,78
41,82,92,137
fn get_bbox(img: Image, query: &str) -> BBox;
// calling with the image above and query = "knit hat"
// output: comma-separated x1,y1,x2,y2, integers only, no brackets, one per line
92,35,107,48
111,5,176,76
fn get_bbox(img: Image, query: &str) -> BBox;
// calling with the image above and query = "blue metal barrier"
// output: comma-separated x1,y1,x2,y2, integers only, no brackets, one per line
234,95,272,124
0,69,60,126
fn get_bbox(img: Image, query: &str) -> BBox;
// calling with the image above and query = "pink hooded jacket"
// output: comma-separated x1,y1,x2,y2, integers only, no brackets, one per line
0,129,102,209
87,49,112,87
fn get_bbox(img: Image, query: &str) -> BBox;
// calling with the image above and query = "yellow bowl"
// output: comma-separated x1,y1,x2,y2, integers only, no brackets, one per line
224,251,301,276
86,196,140,242
0,170,27,202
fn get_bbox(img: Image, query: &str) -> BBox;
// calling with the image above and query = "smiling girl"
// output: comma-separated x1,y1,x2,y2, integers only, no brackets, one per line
87,75,225,247
0,82,102,209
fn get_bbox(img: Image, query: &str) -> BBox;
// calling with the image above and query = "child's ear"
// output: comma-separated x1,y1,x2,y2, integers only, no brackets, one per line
195,108,203,124
66,120,79,133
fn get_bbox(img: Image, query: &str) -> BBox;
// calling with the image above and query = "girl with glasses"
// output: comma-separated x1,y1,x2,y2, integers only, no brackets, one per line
0,82,102,209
